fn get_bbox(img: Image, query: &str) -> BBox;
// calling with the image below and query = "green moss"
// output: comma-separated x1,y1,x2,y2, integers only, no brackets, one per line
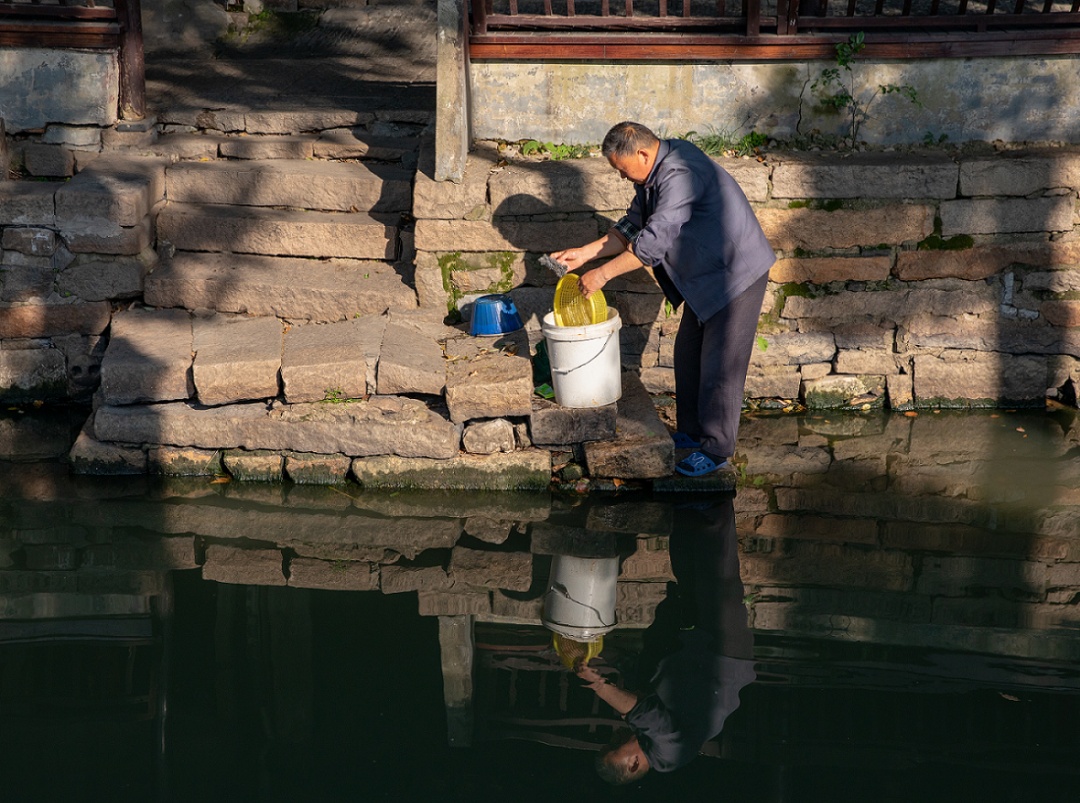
773,282,813,317
917,233,975,251
821,199,844,212
787,200,810,209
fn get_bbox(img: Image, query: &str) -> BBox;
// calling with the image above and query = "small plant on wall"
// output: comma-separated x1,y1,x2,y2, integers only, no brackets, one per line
811,32,921,146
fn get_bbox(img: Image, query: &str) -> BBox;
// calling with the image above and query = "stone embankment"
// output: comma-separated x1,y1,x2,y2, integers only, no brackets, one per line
4,109,1080,489
1,107,683,489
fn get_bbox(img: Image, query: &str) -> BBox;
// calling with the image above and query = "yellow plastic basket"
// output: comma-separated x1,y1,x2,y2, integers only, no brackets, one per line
553,274,608,327
552,633,604,669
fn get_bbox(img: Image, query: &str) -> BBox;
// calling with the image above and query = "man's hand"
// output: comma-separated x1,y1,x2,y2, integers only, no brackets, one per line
551,248,593,272
578,267,609,299
575,660,605,690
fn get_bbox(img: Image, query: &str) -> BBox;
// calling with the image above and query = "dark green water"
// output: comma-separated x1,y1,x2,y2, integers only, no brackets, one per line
2,406,1079,802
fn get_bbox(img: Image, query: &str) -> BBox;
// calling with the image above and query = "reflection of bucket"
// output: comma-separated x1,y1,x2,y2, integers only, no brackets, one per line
542,555,619,642
541,309,622,408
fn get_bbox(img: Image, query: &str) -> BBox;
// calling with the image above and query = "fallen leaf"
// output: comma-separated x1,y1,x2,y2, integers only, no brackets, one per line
904,411,918,417
210,476,231,485
999,693,1020,702
1016,427,1025,433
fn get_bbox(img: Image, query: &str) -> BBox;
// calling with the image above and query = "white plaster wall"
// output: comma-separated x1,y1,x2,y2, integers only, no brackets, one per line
469,56,1080,146
0,49,119,132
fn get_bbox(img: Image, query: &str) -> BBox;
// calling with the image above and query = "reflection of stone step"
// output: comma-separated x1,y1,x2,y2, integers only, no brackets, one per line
156,203,400,260
166,159,412,212
145,252,417,322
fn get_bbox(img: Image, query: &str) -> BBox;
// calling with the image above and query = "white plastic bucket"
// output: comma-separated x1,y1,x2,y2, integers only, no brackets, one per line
541,308,622,408
542,555,619,641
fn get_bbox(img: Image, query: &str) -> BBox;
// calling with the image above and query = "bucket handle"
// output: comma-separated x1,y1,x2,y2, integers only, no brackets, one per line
551,333,615,376
546,582,617,628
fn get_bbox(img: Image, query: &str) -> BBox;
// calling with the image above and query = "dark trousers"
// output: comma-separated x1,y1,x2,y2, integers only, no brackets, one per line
673,272,769,459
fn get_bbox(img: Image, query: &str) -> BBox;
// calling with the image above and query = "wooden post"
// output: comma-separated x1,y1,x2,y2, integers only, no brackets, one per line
116,0,146,122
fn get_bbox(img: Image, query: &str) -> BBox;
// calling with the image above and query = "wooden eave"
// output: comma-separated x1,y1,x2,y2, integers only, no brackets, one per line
468,27,1080,59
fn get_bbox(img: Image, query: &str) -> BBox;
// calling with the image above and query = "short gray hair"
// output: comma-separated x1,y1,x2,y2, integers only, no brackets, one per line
601,121,660,159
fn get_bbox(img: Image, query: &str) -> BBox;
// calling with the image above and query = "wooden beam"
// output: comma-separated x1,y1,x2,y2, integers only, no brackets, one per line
469,29,1080,59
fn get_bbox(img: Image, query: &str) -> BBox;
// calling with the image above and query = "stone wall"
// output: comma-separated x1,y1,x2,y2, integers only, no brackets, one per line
0,156,163,402
0,49,119,133
467,56,1080,147
413,144,1080,411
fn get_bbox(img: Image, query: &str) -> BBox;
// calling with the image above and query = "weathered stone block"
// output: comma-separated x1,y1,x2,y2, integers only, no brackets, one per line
489,158,633,216
146,252,415,323
413,150,493,219
0,300,109,339
769,256,892,284
94,397,463,459
0,348,67,402
60,215,152,256
166,159,411,213
940,196,1075,236
147,445,223,476
835,349,899,375
639,366,676,394
193,315,282,406
281,320,368,403
57,248,154,301
56,155,167,226
380,563,452,594
491,591,544,619
913,350,1048,407
462,419,516,454
44,124,103,149
223,450,285,482
1041,300,1080,328
771,152,959,199
529,399,617,447
288,557,379,591
157,204,398,260
2,227,57,257
377,322,446,395
916,555,1046,598
450,545,533,591
417,590,492,616
414,218,599,253
314,130,416,161
69,424,147,475
959,149,1080,197
583,372,673,478
242,107,375,134
284,453,352,485
203,544,285,586
804,374,886,410
351,450,551,491
758,204,934,251
24,144,75,178
444,332,533,423
743,364,801,399
218,135,315,160
750,332,835,366
99,308,193,405
0,182,56,226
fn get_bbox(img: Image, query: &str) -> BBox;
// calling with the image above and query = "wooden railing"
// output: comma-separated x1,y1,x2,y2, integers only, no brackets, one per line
469,0,1080,58
0,0,145,120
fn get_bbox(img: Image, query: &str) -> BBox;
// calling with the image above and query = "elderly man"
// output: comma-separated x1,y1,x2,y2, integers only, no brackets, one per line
552,121,775,476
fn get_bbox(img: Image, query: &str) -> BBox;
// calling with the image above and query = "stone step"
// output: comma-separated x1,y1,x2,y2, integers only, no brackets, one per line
156,203,400,260
582,372,675,480
166,159,412,213
91,397,463,460
145,251,418,322
150,132,419,163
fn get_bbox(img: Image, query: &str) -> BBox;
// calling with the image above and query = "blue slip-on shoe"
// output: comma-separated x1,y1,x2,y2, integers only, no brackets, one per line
675,451,727,477
671,432,701,449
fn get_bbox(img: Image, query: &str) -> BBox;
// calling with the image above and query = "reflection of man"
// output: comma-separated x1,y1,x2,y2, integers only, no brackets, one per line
576,495,755,783
552,122,775,476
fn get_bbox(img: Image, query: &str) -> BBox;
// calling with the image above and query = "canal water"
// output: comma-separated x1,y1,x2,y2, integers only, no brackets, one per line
2,405,1079,802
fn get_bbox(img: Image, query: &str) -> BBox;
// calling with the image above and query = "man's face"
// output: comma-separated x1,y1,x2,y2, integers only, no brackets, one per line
608,149,652,184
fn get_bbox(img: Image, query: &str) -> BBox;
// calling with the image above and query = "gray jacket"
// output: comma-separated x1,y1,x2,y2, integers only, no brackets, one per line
613,139,776,322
